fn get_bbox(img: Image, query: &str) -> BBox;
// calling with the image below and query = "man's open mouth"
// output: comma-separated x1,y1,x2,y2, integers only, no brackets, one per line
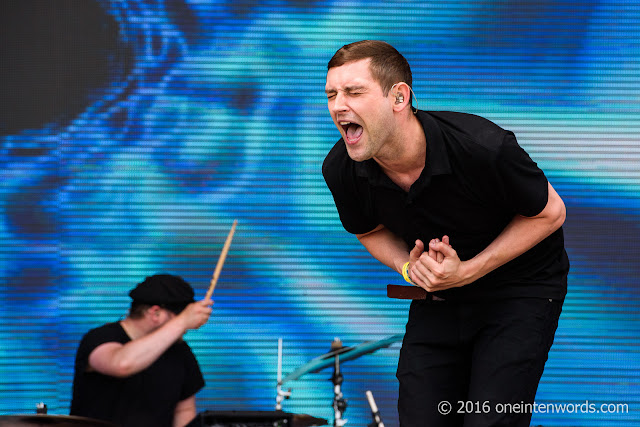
339,121,363,144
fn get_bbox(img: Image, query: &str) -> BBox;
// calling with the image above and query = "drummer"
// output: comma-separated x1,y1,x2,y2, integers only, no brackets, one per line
70,274,213,427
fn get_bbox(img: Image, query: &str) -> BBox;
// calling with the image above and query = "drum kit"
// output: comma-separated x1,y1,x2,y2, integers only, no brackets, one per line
0,224,405,427
0,414,117,426
0,334,401,427
275,334,403,427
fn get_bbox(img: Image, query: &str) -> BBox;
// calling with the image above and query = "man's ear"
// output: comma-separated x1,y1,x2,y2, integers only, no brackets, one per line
146,305,162,319
391,82,411,112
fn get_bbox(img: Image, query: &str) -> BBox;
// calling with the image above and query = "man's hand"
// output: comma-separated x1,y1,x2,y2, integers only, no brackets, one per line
177,299,213,331
410,236,470,292
409,234,446,267
428,235,449,263
407,236,445,285
408,239,425,268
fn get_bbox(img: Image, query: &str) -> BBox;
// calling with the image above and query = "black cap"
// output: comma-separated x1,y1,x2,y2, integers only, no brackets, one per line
129,274,195,314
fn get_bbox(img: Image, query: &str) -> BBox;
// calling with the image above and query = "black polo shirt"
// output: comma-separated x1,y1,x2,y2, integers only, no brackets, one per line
322,110,569,301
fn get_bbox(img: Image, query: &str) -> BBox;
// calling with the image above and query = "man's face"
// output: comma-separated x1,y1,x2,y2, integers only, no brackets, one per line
325,59,395,162
149,306,177,331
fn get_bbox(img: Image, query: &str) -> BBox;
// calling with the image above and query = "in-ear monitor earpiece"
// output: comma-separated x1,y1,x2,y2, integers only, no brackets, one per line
391,82,419,113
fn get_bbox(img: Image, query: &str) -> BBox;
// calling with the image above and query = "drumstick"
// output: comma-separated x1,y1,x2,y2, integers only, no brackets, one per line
205,219,237,300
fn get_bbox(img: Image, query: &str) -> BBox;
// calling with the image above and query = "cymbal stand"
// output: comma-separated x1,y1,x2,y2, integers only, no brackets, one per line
331,352,347,427
275,338,291,410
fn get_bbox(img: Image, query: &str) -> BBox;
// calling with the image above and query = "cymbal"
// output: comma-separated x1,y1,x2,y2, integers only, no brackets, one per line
280,334,403,384
0,415,117,426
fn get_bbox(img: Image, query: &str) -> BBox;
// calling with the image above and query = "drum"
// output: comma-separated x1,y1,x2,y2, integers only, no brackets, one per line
186,410,327,427
0,414,117,426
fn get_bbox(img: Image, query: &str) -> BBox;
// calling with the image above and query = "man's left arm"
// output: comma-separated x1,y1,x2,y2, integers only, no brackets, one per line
173,395,197,427
410,182,566,291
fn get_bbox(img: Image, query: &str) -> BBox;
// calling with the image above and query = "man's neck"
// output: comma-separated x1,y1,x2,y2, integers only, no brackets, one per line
120,317,150,340
374,113,426,191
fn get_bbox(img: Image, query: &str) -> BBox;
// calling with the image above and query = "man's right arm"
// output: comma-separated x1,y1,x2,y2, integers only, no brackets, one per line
356,224,413,275
88,299,212,378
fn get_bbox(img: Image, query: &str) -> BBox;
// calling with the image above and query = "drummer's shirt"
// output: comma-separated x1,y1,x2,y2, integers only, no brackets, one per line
70,321,204,427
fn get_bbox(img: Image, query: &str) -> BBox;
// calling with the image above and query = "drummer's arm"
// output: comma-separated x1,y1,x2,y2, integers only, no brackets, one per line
173,395,197,427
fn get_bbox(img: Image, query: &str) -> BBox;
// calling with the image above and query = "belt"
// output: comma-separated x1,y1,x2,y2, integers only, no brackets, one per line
387,284,446,301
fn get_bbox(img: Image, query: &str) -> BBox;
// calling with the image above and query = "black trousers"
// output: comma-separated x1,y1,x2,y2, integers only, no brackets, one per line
396,296,563,427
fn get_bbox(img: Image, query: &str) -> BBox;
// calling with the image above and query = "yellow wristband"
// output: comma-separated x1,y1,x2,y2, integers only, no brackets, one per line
402,261,416,285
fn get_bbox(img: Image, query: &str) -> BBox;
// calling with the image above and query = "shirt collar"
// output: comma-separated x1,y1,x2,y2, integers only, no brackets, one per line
418,110,451,176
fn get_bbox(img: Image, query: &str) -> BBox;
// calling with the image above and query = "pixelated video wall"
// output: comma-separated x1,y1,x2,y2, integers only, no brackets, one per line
0,1,638,426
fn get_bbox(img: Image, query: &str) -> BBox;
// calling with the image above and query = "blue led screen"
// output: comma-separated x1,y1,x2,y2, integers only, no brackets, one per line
0,0,639,426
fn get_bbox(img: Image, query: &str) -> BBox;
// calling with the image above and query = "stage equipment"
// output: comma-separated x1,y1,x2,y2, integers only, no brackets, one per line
276,334,402,426
365,390,384,427
186,410,326,427
0,415,117,426
276,338,292,410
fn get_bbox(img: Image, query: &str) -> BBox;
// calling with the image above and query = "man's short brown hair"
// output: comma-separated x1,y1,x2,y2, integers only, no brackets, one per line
128,301,152,319
327,40,412,96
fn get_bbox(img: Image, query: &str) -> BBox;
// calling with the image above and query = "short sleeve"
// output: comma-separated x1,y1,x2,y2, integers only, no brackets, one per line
75,323,128,374
179,343,205,400
322,145,378,235
496,133,549,217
